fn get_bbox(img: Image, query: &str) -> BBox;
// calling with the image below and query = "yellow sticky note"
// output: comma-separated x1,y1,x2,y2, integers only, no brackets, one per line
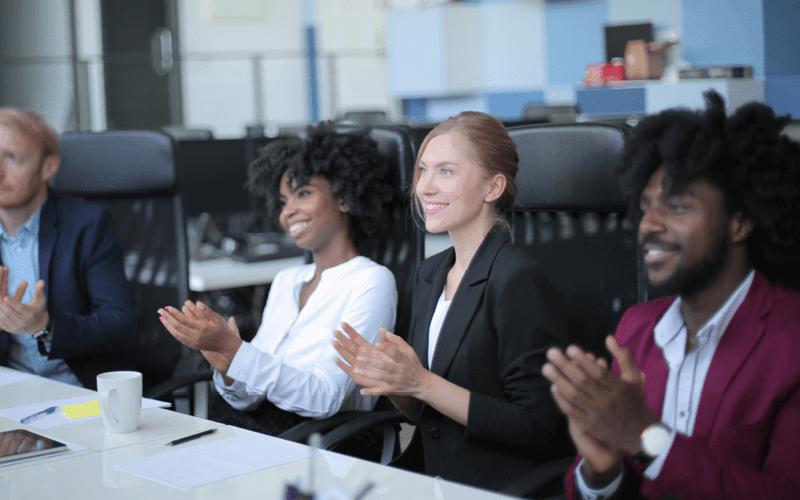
62,400,101,419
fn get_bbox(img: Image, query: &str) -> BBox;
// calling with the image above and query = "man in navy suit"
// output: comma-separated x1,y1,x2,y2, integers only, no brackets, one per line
0,108,136,389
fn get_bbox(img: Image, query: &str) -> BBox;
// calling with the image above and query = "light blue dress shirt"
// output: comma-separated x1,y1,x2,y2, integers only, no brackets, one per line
1,196,82,386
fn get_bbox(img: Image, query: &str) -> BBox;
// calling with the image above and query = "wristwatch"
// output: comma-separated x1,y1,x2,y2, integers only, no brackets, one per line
34,316,53,356
633,423,672,465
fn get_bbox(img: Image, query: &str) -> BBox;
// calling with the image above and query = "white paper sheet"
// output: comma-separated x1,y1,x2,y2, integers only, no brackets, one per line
116,434,310,489
0,395,171,428
0,370,35,387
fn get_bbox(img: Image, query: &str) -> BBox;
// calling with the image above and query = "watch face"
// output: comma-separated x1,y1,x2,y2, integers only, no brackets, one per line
642,424,671,457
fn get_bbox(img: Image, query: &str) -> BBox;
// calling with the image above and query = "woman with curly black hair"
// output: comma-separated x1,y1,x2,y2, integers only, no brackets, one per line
158,123,397,435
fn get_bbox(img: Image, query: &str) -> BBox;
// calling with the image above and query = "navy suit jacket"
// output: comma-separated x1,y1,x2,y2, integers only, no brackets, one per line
0,191,137,389
404,227,569,491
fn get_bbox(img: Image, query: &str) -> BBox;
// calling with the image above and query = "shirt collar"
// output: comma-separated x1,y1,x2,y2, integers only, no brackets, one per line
300,255,366,283
654,269,756,349
0,192,47,241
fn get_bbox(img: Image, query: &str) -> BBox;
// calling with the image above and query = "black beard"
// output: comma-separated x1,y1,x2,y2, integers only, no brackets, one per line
643,232,729,300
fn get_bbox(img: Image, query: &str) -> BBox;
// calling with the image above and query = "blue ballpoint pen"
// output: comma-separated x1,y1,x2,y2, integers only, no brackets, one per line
20,406,59,424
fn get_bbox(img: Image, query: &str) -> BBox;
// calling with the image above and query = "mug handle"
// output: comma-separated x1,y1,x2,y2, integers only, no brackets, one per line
101,388,120,427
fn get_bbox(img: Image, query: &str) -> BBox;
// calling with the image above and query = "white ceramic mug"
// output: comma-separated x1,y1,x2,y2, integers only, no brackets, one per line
97,371,142,434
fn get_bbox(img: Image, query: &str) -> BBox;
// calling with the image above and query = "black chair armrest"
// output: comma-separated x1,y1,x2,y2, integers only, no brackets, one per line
500,455,576,499
144,369,215,400
278,410,374,443
321,410,406,449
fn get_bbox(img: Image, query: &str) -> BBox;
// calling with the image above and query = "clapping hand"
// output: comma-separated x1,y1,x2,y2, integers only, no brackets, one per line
542,336,659,485
333,322,393,392
334,323,432,397
158,301,242,375
0,267,49,335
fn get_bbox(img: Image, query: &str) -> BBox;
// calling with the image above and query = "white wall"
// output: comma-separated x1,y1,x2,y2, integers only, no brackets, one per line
0,0,105,132
178,0,306,137
178,0,394,137
317,0,394,118
0,0,74,132
75,0,106,131
481,0,547,91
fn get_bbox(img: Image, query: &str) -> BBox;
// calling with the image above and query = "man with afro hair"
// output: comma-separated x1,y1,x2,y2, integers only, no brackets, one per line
543,90,800,499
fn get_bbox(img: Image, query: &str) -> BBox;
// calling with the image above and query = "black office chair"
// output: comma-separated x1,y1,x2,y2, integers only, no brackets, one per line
500,122,646,498
353,125,423,340
53,131,201,410
311,122,646,490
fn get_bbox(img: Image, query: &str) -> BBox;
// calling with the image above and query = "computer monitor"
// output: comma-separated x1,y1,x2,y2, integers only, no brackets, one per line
604,22,654,63
175,138,259,217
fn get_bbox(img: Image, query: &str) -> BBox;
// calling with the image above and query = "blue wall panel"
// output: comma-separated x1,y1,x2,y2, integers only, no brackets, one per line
305,26,319,122
577,87,646,115
607,0,683,36
683,0,765,77
763,0,800,76
765,76,800,118
487,91,545,120
402,99,429,123
545,0,607,86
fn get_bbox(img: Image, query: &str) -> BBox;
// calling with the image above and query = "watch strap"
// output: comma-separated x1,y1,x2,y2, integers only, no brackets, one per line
35,316,53,356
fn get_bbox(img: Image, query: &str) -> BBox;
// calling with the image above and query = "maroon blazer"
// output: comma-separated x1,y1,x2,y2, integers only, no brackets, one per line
565,271,800,499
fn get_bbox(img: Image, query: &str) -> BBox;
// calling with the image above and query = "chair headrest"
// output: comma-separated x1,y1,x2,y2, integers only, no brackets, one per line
367,126,417,190
332,125,417,194
508,123,627,212
52,131,177,195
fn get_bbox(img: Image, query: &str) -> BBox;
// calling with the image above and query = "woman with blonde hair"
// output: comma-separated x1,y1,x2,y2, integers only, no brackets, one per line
335,112,568,490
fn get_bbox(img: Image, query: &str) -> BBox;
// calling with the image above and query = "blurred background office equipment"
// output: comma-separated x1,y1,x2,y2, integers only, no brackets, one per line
175,137,303,263
522,104,581,123
178,139,255,219
2,0,795,139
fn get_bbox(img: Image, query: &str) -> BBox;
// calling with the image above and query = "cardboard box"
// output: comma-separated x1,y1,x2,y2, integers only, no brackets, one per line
624,40,676,80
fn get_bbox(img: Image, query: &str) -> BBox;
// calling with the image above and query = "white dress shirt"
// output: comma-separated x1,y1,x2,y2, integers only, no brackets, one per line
214,256,397,419
427,291,451,367
576,270,756,499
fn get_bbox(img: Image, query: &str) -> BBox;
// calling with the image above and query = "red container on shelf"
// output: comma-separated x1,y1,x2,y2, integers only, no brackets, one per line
584,60,626,86
584,64,605,86
602,60,626,83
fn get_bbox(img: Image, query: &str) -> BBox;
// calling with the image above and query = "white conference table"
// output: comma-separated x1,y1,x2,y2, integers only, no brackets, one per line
0,367,517,500
189,234,453,292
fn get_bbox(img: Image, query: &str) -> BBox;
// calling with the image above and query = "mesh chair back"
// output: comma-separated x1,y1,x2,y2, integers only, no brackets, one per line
359,126,422,339
52,131,189,387
507,123,646,359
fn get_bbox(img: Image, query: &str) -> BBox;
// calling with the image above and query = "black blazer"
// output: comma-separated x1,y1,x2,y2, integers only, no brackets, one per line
404,227,568,491
0,191,137,389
